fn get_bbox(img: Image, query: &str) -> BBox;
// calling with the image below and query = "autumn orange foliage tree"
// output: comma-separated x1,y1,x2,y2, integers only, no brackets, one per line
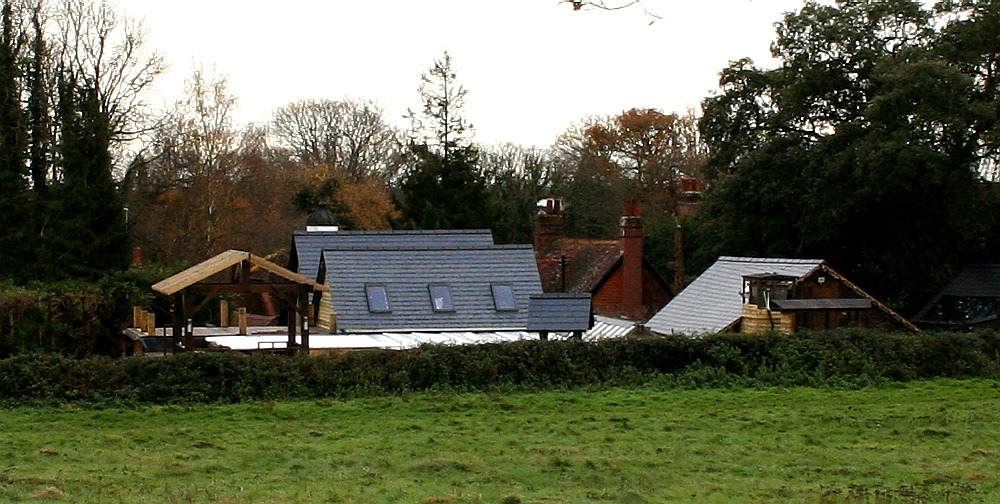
291,161,398,230
124,69,302,265
583,108,704,218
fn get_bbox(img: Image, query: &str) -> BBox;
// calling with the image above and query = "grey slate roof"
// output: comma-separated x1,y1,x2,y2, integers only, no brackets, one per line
321,244,542,332
913,264,1000,326
928,264,1000,298
645,256,823,336
290,229,494,283
527,293,593,332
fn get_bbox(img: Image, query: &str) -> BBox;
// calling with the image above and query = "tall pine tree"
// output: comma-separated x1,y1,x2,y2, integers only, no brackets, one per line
397,51,494,230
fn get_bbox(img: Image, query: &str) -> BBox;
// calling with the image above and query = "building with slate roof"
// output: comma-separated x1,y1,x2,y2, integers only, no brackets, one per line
314,244,543,332
534,200,671,321
289,228,495,284
912,264,1000,331
646,256,917,336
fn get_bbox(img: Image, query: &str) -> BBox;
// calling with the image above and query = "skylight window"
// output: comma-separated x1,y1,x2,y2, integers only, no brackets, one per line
492,284,517,311
429,284,455,312
365,284,391,313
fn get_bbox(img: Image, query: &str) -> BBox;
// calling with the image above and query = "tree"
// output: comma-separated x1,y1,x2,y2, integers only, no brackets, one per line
479,143,555,244
694,0,998,313
405,50,471,161
396,51,494,230
27,5,50,194
397,143,493,229
52,0,165,147
292,162,399,230
547,117,626,239
270,98,404,181
125,67,247,262
32,72,127,281
0,1,30,280
583,107,705,218
0,0,161,282
561,0,663,21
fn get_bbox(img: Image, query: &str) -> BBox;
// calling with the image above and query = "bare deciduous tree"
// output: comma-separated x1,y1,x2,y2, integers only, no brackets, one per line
51,0,165,145
270,98,404,181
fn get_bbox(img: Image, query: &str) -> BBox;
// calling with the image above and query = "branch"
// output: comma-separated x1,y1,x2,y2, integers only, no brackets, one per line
562,0,663,21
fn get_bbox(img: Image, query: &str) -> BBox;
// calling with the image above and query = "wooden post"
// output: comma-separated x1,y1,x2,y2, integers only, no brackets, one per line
172,294,182,353
132,306,143,329
301,301,311,355
144,310,156,335
238,307,248,335
220,299,230,327
287,300,296,353
183,293,194,350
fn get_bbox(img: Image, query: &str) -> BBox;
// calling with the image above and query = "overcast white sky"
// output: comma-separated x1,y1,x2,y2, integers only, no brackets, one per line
115,0,813,148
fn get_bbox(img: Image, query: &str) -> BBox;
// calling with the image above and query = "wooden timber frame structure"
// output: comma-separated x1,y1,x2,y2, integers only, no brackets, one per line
151,250,329,354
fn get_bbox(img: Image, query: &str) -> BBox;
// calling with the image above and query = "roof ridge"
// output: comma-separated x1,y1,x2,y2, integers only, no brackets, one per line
321,244,534,252
718,256,825,264
295,229,492,236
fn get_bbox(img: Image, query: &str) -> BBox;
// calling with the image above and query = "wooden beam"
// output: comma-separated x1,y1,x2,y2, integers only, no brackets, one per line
187,283,311,294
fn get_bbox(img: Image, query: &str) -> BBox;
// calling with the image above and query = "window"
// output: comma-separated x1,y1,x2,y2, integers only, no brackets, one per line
365,284,391,313
428,284,455,312
491,284,517,311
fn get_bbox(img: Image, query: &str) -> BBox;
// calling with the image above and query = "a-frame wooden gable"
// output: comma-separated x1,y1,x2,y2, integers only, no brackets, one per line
152,250,328,353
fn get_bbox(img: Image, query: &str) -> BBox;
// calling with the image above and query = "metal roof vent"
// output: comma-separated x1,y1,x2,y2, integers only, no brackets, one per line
306,201,340,232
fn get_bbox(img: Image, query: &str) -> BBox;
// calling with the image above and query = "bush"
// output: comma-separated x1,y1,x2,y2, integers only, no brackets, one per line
0,265,184,358
1,328,998,406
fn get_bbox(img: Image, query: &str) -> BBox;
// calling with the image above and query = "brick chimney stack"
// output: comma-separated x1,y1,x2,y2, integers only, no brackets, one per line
620,200,644,320
534,198,564,253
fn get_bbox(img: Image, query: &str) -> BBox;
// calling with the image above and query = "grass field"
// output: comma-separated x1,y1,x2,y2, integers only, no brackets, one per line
2,379,999,503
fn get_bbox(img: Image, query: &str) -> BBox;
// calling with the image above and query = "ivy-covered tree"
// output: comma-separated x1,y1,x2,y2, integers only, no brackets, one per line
41,76,127,279
27,6,49,195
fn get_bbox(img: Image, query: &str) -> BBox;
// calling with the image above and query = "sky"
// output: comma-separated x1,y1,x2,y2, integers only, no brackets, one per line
114,0,814,148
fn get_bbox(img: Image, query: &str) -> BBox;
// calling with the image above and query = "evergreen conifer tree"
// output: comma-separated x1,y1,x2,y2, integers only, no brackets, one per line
398,52,495,230
0,2,30,280
43,75,127,279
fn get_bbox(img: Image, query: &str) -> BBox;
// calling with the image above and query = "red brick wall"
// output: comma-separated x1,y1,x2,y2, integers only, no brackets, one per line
592,265,671,320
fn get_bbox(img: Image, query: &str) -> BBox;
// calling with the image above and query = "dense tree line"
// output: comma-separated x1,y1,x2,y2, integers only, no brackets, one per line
0,0,159,282
693,0,1000,314
8,0,1000,327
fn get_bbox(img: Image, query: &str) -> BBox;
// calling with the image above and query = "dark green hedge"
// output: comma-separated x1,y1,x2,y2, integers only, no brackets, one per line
0,265,181,358
1,328,998,406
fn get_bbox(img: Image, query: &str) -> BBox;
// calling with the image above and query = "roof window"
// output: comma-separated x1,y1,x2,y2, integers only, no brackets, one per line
429,284,455,312
365,284,391,313
492,284,517,311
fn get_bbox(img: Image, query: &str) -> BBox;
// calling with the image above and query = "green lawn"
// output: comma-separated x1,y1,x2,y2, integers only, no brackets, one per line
2,380,998,503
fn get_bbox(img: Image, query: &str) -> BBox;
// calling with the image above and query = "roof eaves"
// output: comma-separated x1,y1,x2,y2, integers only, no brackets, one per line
816,264,920,333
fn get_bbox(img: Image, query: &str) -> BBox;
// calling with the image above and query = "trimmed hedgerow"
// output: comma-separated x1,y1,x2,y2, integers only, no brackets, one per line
0,265,185,358
1,328,999,406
